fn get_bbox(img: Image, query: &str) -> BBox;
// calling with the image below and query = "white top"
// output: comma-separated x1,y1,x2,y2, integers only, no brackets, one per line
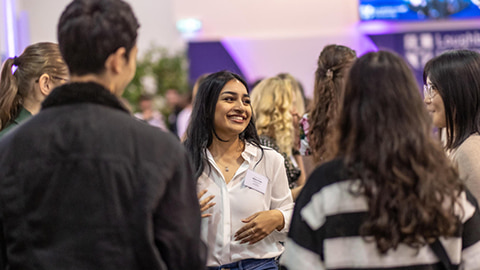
197,142,294,267
176,106,192,139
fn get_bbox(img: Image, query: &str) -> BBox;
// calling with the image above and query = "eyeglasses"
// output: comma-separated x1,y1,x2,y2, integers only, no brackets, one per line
423,83,437,100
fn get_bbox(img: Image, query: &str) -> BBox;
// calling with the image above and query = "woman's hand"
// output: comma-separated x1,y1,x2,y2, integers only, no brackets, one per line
234,210,285,245
198,189,215,218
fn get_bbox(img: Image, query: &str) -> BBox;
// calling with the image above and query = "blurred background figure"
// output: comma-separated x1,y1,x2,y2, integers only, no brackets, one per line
281,50,480,270
165,88,184,135
423,49,480,201
177,73,209,140
0,42,69,137
251,75,305,200
134,93,167,131
299,44,356,177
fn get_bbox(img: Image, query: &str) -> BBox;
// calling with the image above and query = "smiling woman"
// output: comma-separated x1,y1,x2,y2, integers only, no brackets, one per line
184,71,294,270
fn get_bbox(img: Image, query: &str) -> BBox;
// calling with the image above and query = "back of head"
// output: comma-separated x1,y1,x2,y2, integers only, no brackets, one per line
0,42,68,130
251,76,293,155
192,73,210,104
338,51,429,157
335,50,462,253
184,71,260,179
277,73,305,117
309,44,356,163
423,49,480,149
57,0,139,76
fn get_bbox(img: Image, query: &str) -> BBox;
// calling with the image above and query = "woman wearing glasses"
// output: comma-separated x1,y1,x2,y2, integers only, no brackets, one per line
423,49,480,200
0,42,69,137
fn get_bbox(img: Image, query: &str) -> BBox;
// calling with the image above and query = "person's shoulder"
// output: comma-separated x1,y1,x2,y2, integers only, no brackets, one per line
257,143,284,161
452,134,480,168
305,158,349,192
457,134,480,154
0,123,17,139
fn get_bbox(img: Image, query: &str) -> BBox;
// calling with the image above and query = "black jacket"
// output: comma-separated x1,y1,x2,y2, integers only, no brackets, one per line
0,82,206,270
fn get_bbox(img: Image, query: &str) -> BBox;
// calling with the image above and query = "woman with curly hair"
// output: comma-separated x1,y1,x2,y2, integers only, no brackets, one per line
281,51,480,269
299,44,356,175
251,75,305,200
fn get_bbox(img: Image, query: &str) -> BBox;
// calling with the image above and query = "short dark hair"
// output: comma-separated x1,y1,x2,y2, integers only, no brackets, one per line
423,49,480,149
184,71,261,179
57,0,140,76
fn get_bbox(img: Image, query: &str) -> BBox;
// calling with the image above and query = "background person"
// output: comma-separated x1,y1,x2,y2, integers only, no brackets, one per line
0,42,69,137
299,44,356,176
134,93,167,131
423,49,480,201
0,0,206,269
184,71,294,270
281,51,480,269
251,76,305,200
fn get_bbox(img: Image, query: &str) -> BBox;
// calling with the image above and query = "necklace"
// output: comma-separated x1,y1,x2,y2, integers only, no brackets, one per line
225,166,229,172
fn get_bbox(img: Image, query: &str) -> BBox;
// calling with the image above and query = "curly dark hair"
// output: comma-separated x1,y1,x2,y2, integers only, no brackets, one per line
184,71,261,180
309,44,356,163
333,51,463,253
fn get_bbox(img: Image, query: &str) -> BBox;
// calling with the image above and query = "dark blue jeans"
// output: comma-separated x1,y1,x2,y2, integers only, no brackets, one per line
207,258,277,270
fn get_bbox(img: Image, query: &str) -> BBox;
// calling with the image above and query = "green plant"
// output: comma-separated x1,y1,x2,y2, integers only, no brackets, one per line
123,46,189,111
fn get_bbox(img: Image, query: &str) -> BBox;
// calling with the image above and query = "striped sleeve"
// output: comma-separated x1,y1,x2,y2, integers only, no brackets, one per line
461,190,480,269
281,159,480,270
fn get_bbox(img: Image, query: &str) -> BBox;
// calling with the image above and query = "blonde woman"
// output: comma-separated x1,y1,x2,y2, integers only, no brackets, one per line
251,76,305,200
0,42,69,137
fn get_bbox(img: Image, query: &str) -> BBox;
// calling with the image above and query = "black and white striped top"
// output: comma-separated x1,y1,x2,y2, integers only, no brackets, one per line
280,158,480,270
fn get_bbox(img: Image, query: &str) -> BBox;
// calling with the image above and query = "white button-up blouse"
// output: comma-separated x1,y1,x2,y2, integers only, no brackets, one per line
197,142,294,267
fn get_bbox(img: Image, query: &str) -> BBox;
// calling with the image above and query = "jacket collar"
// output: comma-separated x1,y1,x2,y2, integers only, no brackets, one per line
41,82,129,114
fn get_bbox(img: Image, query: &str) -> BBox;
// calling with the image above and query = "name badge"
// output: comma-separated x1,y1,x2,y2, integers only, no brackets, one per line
244,170,268,194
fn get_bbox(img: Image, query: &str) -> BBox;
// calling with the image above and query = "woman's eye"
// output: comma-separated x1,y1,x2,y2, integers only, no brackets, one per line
224,97,234,102
243,99,251,104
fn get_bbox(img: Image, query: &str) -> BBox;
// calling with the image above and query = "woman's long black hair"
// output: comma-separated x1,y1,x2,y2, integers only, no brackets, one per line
423,49,480,149
184,71,261,180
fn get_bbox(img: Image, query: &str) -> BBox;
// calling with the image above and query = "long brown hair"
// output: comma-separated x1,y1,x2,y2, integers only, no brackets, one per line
332,51,463,253
309,44,356,163
0,42,68,130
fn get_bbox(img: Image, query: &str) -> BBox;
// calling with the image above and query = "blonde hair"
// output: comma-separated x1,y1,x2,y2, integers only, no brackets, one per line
277,73,305,117
0,42,68,130
251,76,293,155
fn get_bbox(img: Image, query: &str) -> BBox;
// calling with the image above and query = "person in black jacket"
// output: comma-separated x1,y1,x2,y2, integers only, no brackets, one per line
0,0,206,269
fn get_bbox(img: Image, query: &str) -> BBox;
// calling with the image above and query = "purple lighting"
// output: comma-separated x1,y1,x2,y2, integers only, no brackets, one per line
4,0,18,58
357,21,398,35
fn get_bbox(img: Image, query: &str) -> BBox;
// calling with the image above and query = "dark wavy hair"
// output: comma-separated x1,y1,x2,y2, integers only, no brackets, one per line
309,44,356,163
333,51,463,253
184,71,261,180
423,49,480,149
57,0,140,76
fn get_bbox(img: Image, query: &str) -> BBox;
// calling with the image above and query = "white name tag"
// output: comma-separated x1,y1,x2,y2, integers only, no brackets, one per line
244,170,268,194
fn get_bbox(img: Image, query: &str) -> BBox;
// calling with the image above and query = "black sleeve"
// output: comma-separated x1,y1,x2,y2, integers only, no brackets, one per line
153,147,207,270
0,204,7,269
